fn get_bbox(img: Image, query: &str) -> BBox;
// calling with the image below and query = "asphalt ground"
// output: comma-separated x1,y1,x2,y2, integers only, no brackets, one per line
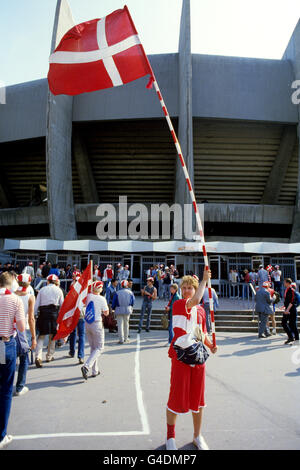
4,330,300,451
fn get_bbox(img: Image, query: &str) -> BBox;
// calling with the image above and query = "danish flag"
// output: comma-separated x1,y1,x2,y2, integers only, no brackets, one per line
53,261,93,340
48,6,154,96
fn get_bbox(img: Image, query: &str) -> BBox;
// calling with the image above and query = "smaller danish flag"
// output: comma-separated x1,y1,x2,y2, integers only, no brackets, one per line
53,261,93,340
48,6,154,96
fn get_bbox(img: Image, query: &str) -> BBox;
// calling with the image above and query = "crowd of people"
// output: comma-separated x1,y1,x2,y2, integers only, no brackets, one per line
0,259,299,450
228,264,285,299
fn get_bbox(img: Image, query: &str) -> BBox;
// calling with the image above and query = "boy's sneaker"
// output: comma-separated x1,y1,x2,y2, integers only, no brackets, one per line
91,371,101,378
272,329,277,335
35,358,43,368
284,339,294,345
15,386,29,397
193,435,209,450
81,366,89,381
165,438,177,450
0,435,13,449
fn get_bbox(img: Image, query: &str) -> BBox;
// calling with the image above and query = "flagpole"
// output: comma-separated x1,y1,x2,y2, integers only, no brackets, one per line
151,77,216,348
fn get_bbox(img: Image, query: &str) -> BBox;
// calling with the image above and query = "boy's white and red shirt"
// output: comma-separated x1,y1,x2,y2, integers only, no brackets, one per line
168,298,207,360
0,289,25,337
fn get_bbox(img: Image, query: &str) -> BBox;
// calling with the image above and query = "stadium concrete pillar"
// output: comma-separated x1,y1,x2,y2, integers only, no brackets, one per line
261,126,297,205
283,20,300,242
73,131,99,204
175,0,194,240
46,0,77,240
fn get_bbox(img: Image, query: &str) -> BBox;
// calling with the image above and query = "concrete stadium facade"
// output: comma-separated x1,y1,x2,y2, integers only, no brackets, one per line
1,0,300,285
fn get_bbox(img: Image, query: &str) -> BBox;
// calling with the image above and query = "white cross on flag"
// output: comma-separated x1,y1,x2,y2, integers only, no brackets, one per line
53,261,93,340
48,6,154,96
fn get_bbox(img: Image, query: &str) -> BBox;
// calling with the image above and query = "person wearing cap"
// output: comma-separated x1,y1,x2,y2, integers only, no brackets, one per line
255,281,274,338
14,274,36,396
120,265,130,283
102,265,114,291
111,280,135,344
22,262,35,280
138,277,157,333
34,274,64,367
271,265,283,299
81,281,109,380
94,265,102,282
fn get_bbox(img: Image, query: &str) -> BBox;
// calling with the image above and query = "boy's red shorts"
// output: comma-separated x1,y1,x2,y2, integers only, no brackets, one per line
167,358,206,414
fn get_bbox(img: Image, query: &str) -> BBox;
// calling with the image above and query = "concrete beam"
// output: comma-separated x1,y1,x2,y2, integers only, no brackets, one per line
0,203,294,226
261,126,297,204
175,0,194,239
73,131,99,203
46,0,77,240
283,20,300,242
0,206,48,226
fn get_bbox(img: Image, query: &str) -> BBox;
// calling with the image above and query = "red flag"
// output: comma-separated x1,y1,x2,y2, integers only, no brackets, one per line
53,261,93,340
48,6,154,96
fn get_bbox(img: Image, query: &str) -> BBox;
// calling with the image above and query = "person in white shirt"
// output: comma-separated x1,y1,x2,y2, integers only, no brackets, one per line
22,262,35,280
34,274,64,367
81,281,109,380
271,265,283,298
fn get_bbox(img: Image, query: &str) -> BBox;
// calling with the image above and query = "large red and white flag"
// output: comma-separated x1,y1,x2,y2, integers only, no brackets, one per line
53,261,93,340
48,6,154,96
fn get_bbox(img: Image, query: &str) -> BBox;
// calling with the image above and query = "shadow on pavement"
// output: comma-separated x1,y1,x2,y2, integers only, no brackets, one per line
155,442,196,451
26,376,85,390
285,368,300,377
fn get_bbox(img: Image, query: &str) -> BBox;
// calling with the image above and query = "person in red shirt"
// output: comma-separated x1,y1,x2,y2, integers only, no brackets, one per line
166,271,218,451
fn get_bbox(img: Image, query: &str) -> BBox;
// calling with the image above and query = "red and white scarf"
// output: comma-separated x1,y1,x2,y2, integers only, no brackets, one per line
0,288,12,295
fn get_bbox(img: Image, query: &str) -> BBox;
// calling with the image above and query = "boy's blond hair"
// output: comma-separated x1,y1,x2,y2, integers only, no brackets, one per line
180,275,199,290
0,271,14,288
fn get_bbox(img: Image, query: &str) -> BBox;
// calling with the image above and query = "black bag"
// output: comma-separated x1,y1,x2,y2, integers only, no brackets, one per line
173,341,209,365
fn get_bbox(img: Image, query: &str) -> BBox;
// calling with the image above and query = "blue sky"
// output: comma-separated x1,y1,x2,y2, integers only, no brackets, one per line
1,0,300,86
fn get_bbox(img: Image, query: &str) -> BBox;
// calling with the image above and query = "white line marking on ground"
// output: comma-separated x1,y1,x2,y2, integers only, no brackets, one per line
14,335,150,441
135,334,150,435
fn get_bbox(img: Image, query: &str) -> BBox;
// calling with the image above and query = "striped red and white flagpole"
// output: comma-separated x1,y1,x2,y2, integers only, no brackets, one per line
151,77,216,348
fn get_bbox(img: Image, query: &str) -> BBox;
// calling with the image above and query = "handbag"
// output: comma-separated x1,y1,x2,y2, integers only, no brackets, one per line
173,305,209,365
161,313,169,330
16,329,31,355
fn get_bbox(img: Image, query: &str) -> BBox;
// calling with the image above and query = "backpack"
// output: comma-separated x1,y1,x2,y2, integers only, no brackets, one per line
294,291,300,307
85,301,95,324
